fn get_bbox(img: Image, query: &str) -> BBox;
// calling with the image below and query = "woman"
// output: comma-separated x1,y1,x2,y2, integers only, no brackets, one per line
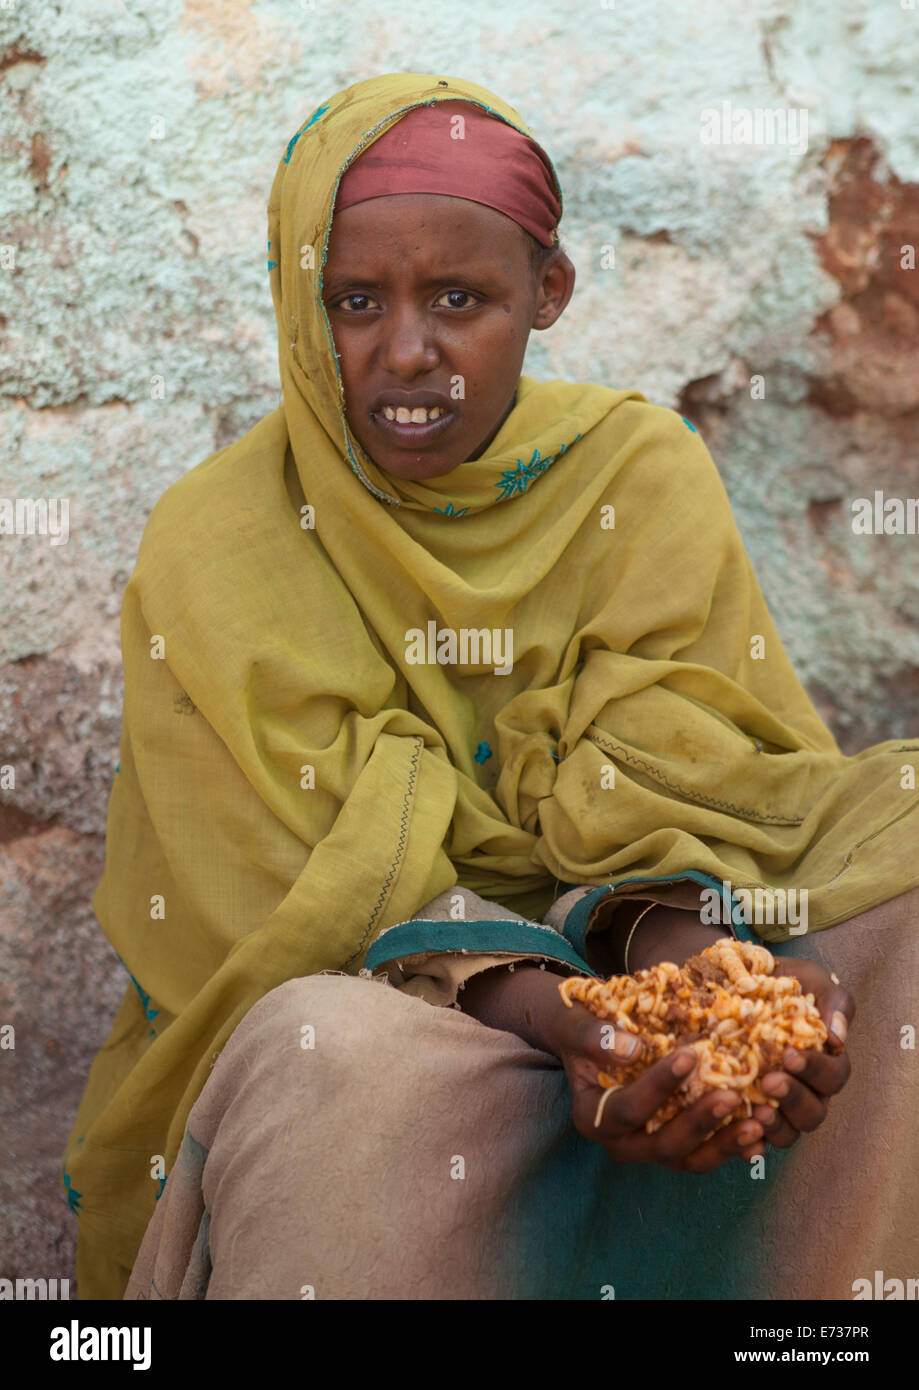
64,72,919,1300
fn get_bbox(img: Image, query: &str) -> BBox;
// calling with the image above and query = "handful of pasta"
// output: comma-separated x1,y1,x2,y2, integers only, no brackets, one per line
559,938,830,1133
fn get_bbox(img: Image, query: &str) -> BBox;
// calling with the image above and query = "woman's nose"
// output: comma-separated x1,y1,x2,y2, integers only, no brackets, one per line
379,307,439,377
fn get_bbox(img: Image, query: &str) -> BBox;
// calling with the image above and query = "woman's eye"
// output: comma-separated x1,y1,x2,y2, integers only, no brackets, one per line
332,289,477,311
435,289,478,309
337,293,376,312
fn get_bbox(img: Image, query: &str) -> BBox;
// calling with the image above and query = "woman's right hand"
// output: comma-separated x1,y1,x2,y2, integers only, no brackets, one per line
551,997,767,1171
460,959,766,1169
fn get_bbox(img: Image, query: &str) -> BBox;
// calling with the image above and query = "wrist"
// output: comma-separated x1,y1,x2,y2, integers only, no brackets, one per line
459,960,569,1055
627,906,730,972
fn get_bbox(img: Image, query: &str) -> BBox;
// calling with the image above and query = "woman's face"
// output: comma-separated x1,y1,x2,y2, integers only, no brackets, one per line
321,193,574,481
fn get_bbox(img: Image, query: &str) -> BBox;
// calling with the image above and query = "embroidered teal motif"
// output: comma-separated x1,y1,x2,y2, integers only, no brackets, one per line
494,434,582,501
267,238,277,271
474,741,493,764
132,977,159,1023
432,501,469,517
550,749,566,762
154,1175,167,1202
114,760,120,773
63,1171,82,1214
681,416,698,432
116,954,160,1024
284,103,331,163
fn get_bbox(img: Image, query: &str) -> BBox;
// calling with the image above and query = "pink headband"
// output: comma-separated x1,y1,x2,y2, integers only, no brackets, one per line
334,100,561,247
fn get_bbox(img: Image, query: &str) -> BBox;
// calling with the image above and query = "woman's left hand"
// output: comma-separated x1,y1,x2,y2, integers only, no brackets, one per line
746,957,855,1153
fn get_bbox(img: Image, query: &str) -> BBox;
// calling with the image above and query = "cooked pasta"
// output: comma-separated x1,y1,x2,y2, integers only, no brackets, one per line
559,938,830,1133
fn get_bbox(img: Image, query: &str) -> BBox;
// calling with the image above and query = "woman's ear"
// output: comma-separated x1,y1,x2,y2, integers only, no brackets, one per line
532,251,576,330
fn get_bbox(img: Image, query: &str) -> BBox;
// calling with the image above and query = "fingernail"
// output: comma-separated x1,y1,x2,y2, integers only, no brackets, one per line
612,1033,639,1059
738,1123,762,1144
831,1011,847,1044
764,1076,790,1097
713,1099,734,1118
784,1049,805,1072
673,1051,696,1076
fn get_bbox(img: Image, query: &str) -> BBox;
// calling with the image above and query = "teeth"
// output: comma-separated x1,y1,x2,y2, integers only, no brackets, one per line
381,404,445,423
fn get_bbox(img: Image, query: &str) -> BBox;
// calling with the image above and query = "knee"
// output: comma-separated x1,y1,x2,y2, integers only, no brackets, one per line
225,972,414,1072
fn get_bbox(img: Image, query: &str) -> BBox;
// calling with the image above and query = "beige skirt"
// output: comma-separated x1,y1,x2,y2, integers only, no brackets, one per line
125,884,919,1300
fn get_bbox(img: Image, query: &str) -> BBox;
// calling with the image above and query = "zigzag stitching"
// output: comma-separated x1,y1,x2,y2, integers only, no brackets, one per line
585,731,804,825
345,734,423,965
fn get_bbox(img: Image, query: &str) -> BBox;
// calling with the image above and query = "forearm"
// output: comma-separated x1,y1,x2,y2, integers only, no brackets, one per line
626,904,731,972
459,908,731,1056
459,962,570,1053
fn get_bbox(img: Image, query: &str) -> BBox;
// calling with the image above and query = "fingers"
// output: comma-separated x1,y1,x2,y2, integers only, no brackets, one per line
612,1085,745,1164
650,1101,764,1173
599,1091,768,1172
818,982,854,1048
747,1044,850,1147
745,1044,851,1145
779,1044,851,1097
576,1040,771,1172
758,1069,828,1134
594,1047,699,1136
660,1115,767,1174
772,959,855,1046
567,1045,695,1145
554,1000,644,1071
751,1101,801,1149
749,959,854,1145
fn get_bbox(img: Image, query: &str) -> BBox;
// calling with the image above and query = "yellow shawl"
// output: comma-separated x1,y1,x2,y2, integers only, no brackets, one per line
65,71,919,1298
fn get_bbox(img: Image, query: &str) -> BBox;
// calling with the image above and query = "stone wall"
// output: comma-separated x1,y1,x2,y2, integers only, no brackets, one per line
2,0,917,1293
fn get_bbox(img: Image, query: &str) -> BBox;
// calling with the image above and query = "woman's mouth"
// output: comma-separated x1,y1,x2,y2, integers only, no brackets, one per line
371,403,455,448
382,404,445,423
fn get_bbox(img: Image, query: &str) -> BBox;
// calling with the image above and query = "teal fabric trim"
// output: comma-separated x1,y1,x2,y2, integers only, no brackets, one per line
559,870,762,960
560,887,614,961
364,919,597,976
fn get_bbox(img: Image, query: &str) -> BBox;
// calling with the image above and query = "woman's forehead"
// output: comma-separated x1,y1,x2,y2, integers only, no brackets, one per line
327,193,531,258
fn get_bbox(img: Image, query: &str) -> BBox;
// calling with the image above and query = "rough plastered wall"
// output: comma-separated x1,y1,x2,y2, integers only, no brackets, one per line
2,0,918,1291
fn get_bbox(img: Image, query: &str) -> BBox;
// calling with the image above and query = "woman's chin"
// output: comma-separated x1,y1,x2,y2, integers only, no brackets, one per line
357,440,468,482
384,459,465,482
